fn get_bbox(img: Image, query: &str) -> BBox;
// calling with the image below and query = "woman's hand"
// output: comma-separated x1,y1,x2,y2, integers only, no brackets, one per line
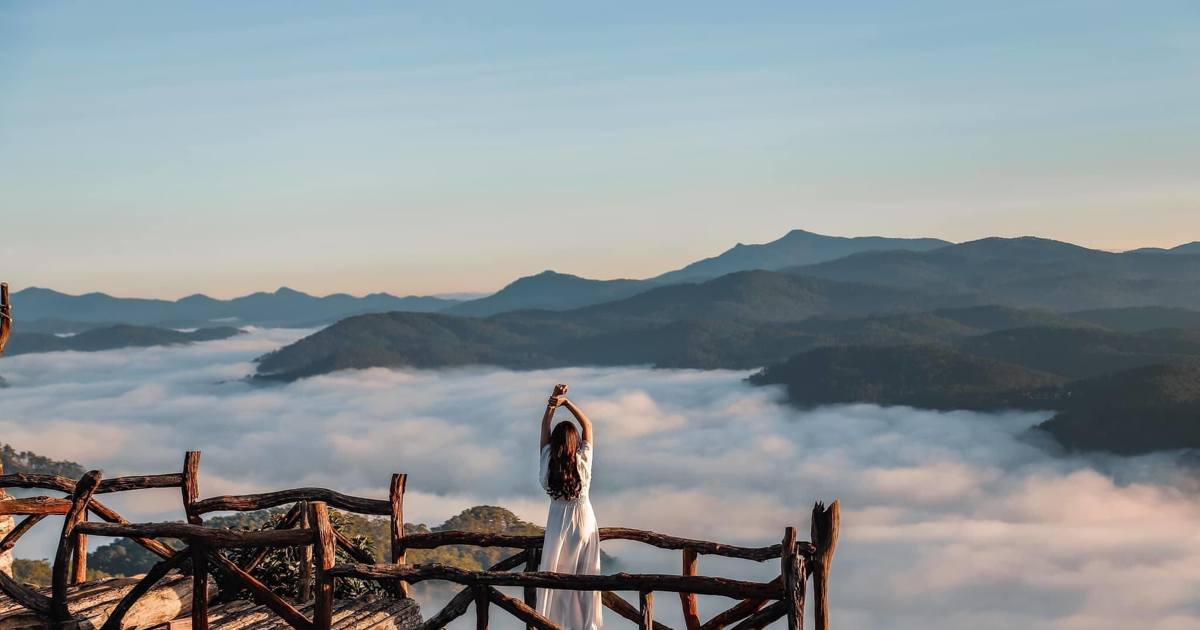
548,394,568,408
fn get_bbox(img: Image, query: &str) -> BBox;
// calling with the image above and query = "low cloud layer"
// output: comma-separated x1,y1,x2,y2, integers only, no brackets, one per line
3,329,1200,629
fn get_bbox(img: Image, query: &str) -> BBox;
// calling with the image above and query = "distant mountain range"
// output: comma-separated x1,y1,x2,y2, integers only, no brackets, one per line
11,286,458,330
3,325,243,357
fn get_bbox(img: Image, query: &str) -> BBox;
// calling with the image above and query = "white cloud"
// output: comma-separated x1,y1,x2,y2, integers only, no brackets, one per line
2,329,1199,629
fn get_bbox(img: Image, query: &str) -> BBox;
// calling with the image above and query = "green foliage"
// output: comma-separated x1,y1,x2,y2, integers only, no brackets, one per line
0,443,86,477
10,559,109,586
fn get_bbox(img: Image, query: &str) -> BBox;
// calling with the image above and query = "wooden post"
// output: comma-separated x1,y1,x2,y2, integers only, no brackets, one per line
475,587,490,630
0,456,13,579
389,473,408,598
0,282,11,356
191,545,210,630
298,501,313,602
310,501,336,630
639,591,654,630
523,546,541,630
811,501,840,630
781,527,804,630
52,470,101,621
680,548,700,630
70,518,88,584
182,451,202,525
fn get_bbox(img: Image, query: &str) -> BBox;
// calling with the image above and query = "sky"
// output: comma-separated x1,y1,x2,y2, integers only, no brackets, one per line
1,1,1198,299
4,332,1200,629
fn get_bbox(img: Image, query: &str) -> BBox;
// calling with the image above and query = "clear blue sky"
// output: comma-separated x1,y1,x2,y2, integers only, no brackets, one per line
2,1,1197,298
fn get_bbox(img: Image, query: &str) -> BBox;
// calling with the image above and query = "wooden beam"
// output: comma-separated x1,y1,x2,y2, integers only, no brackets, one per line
0,570,52,616
811,501,839,630
698,577,780,630
475,588,489,630
485,586,568,630
523,546,541,630
206,549,314,630
192,489,390,516
298,502,313,602
52,470,101,622
239,501,303,574
0,496,70,515
0,472,183,494
98,547,191,630
192,545,210,630
0,514,46,553
421,586,475,630
389,473,408,598
640,591,654,630
77,521,314,548
331,563,782,600
0,282,11,356
602,591,675,630
781,527,804,630
182,452,202,525
680,549,700,630
730,600,786,630
310,501,335,630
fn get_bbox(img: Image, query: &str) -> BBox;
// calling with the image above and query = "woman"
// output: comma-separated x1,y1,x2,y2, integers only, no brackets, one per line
537,383,603,630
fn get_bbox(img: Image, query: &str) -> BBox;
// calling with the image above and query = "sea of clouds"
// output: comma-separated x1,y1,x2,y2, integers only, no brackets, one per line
2,328,1200,629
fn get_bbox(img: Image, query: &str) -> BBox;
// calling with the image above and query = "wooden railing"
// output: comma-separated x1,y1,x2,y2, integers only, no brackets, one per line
0,451,840,630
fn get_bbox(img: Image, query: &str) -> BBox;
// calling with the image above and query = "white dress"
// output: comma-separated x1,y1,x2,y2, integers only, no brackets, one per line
537,440,603,630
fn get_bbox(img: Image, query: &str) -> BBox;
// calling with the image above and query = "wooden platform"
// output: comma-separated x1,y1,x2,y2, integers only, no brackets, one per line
0,574,421,630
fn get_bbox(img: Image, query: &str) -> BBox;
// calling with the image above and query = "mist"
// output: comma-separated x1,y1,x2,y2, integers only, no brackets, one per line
2,329,1199,629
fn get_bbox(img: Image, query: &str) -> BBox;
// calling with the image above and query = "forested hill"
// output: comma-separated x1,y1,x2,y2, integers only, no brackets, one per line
0,443,86,477
4,325,243,357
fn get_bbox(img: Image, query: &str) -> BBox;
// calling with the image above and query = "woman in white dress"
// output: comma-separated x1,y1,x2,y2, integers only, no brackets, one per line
537,383,603,630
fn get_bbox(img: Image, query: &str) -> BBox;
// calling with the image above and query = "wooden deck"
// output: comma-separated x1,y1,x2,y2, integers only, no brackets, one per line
0,574,421,630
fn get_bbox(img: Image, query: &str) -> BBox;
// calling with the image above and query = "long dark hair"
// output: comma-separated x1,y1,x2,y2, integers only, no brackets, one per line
546,421,582,501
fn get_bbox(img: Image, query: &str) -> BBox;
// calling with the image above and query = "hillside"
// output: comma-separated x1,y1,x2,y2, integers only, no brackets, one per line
749,344,1063,410
793,236,1200,310
1069,306,1200,332
955,326,1200,378
1036,362,1200,454
650,229,951,284
0,444,86,477
445,271,647,317
3,325,243,356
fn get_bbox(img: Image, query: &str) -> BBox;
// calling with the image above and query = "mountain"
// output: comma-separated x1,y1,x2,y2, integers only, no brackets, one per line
749,344,1063,410
1036,362,1200,454
444,271,647,317
1069,306,1200,332
444,229,954,317
955,326,1200,378
11,287,458,330
649,229,952,284
3,325,243,356
1,444,86,477
1129,242,1200,255
793,236,1200,310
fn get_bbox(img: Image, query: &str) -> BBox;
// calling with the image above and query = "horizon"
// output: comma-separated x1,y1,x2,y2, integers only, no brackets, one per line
4,2,1198,299
6,229,1200,300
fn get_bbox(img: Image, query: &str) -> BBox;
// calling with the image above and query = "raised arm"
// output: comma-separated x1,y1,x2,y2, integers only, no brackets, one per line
541,383,569,449
561,399,594,444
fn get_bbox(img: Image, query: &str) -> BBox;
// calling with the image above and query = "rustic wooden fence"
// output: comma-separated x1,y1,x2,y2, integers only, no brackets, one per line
1,452,838,630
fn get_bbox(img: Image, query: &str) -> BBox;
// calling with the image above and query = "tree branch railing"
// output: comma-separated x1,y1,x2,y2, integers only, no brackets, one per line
0,449,841,630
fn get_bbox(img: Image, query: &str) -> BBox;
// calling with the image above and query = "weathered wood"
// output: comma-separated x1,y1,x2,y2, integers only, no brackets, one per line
330,563,782,599
98,546,191,630
0,569,52,615
52,470,101,621
602,591,674,630
640,590,654,630
398,528,798,562
474,588,489,630
420,586,474,630
523,546,540,630
71,526,88,585
781,527,803,630
0,496,70,515
192,489,390,516
490,551,529,573
206,549,314,630
192,545,210,630
0,514,46,553
0,283,11,356
389,473,408,598
311,502,335,630
698,576,781,630
0,472,183,494
680,549,700,630
298,502,313,603
810,500,839,630
730,600,786,630
485,585,568,630
77,521,314,548
183,452,202,525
